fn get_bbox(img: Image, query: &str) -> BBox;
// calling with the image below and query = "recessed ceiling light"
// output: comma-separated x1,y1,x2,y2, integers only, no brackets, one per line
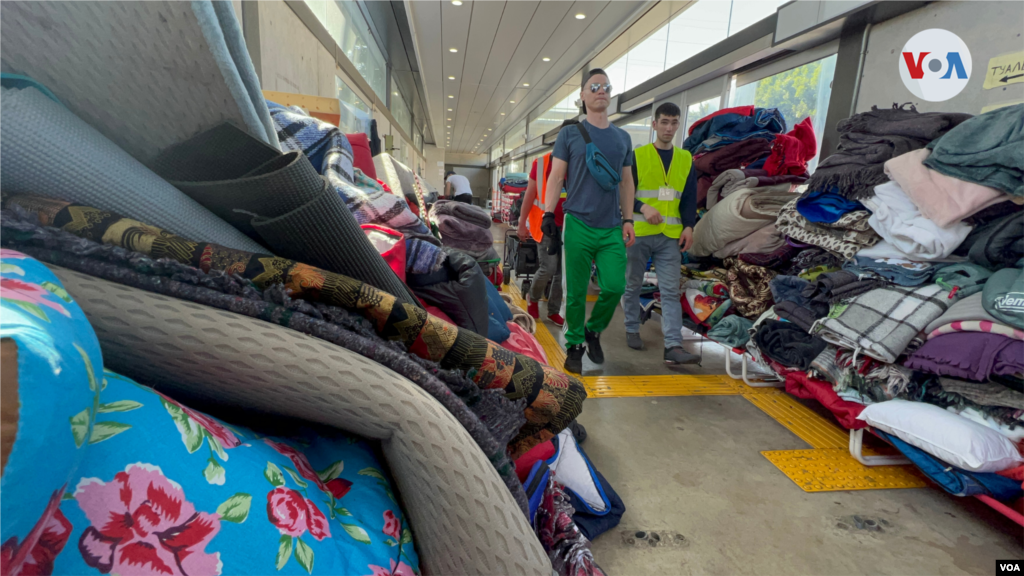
449,48,458,53
509,100,515,103
542,57,551,62
488,128,492,131
501,112,505,115
575,13,585,19
448,95,454,99
447,118,452,121
446,125,451,128
448,76,455,80
523,83,530,87
451,0,462,5
393,91,398,96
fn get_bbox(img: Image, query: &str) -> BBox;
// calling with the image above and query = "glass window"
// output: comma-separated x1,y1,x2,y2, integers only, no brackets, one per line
603,58,628,96
620,116,652,150
665,1,730,71
490,144,504,164
308,1,387,100
729,54,838,171
336,76,369,114
414,129,423,154
601,0,789,97
728,1,786,36
390,83,413,137
624,27,668,91
528,94,578,140
684,96,721,136
508,158,524,174
505,121,527,153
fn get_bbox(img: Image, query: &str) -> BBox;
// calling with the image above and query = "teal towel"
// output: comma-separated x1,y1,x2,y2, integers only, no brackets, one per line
925,104,1024,196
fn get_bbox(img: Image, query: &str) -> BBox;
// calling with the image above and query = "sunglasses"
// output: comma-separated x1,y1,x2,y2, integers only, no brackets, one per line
588,83,613,94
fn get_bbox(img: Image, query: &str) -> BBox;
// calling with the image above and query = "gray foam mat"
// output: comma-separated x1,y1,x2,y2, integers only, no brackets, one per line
0,1,276,165
0,86,263,252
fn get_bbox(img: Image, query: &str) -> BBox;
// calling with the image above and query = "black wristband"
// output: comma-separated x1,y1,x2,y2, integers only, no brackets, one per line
622,219,634,225
543,211,555,217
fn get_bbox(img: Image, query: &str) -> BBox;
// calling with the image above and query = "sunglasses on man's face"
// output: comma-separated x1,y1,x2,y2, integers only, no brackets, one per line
588,83,613,94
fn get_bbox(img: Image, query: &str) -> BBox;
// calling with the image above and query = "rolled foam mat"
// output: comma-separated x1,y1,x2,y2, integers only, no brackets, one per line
0,86,264,252
152,123,420,307
0,1,276,165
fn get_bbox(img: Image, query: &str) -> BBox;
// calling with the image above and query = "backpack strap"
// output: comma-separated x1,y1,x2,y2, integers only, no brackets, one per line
574,121,592,145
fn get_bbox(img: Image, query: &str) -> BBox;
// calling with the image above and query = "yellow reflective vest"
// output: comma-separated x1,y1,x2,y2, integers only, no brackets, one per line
633,144,692,239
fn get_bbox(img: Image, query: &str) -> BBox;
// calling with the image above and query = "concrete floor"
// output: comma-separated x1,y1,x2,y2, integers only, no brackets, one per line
495,222,1023,575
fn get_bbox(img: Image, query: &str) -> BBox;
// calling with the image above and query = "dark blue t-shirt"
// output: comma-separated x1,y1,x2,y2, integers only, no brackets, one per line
552,120,633,228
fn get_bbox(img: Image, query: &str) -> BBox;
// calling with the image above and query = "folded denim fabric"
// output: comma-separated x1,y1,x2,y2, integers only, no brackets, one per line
684,108,786,154
770,275,813,307
843,255,938,287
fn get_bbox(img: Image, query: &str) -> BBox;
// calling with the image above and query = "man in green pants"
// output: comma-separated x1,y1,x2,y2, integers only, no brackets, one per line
542,69,636,374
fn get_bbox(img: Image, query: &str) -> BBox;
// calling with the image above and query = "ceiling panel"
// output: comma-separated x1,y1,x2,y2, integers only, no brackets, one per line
409,0,651,154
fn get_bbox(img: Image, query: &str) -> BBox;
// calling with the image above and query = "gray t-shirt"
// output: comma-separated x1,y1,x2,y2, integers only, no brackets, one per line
553,120,633,228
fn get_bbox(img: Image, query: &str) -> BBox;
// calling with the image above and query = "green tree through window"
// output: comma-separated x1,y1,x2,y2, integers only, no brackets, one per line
753,60,823,128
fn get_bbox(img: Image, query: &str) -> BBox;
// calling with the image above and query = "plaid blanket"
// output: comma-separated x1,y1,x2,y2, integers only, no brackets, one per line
814,284,955,363
269,104,445,273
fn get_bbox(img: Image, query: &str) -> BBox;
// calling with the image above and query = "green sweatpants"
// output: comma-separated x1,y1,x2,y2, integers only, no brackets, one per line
562,213,627,346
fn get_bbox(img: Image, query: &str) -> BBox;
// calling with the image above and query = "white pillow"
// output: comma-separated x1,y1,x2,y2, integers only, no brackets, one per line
858,400,1024,473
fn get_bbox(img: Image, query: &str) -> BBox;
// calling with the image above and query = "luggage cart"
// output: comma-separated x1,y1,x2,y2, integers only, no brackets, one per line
501,229,539,294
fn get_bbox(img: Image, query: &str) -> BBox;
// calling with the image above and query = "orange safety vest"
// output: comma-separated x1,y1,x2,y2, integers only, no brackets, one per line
526,153,566,242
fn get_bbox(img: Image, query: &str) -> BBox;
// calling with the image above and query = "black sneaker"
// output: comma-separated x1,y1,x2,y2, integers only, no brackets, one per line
584,329,604,364
565,344,586,374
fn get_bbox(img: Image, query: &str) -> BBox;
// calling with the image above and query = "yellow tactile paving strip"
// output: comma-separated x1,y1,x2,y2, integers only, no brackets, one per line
503,279,922,493
742,392,851,449
583,374,741,397
762,449,928,492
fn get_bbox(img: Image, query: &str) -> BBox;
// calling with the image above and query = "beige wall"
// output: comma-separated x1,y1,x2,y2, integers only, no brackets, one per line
445,152,488,167
258,0,335,98
253,1,427,171
422,145,446,190
855,1,1024,115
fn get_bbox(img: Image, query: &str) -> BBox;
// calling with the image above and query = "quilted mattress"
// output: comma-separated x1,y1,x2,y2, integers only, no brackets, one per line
48,266,552,576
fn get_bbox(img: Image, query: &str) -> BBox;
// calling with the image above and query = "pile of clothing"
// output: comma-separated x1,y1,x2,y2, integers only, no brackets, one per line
690,103,1024,500
684,106,814,208
1,59,596,571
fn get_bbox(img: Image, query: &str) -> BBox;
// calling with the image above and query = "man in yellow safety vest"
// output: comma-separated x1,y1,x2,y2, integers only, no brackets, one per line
623,102,700,365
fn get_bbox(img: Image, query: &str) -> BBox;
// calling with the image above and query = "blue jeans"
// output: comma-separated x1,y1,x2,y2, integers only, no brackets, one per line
623,234,683,348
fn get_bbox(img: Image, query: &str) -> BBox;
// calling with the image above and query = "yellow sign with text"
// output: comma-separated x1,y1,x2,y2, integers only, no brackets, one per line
983,51,1024,90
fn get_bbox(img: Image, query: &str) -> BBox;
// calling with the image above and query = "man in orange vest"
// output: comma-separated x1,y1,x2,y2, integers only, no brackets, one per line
517,152,566,327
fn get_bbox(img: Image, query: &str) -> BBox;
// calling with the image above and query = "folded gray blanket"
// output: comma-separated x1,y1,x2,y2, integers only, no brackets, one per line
432,199,492,229
431,213,494,253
